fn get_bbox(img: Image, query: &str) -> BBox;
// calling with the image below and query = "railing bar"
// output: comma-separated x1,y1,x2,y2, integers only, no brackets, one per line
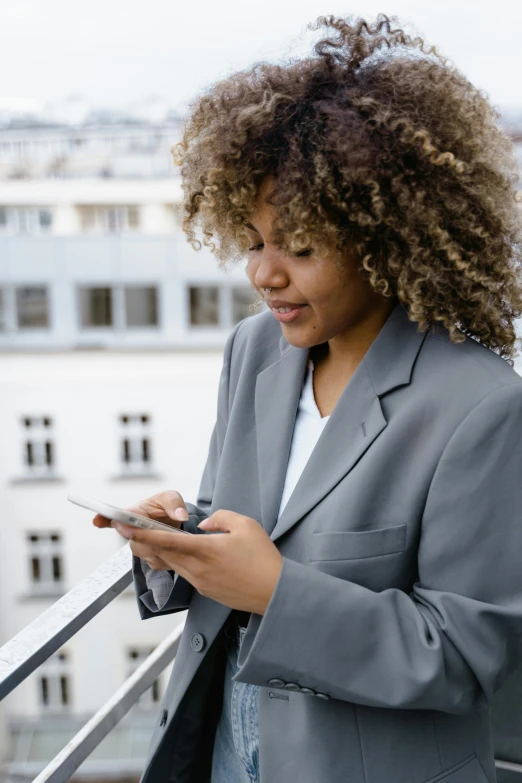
0,544,133,701
495,758,522,772
31,623,184,783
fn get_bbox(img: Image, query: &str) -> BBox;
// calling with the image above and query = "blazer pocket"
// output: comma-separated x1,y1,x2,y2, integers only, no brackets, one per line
310,525,407,562
422,753,488,783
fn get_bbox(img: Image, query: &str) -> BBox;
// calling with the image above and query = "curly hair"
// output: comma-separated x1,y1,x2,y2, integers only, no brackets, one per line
172,13,522,363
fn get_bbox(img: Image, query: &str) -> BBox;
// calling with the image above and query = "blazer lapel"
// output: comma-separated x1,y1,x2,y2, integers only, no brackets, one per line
255,341,309,538
255,302,429,542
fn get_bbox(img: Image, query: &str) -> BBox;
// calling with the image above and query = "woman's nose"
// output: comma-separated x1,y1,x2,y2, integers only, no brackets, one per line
252,248,287,291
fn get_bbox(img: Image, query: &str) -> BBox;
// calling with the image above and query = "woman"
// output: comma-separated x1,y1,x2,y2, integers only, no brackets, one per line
94,14,522,783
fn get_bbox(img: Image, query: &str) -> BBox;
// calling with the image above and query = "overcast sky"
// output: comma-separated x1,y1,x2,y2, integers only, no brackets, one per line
0,0,520,116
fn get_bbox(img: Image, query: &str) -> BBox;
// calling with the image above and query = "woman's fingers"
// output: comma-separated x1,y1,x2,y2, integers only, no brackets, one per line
92,490,190,531
128,540,160,561
92,514,112,528
141,555,172,571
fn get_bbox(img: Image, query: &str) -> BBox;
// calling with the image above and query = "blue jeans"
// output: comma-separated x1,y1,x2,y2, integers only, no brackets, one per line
211,620,261,783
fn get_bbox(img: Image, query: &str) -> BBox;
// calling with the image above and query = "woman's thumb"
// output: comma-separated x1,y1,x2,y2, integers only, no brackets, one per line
172,506,189,522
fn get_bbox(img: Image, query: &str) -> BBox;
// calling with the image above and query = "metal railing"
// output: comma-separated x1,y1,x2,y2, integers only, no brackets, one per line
1,543,522,782
0,543,183,782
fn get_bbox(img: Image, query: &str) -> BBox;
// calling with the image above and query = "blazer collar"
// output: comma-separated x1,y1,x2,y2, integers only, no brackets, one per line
256,301,428,541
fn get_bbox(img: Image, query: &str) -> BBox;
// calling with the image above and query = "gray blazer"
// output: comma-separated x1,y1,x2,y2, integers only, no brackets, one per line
133,301,522,783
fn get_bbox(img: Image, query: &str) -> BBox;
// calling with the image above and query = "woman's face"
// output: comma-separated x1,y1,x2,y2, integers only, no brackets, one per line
245,178,396,354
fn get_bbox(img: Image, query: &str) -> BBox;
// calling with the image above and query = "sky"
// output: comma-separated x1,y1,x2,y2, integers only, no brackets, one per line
0,0,521,116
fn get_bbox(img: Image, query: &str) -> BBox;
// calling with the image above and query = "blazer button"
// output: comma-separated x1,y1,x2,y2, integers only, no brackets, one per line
191,633,206,652
283,682,301,691
315,692,330,700
268,678,285,687
299,687,316,695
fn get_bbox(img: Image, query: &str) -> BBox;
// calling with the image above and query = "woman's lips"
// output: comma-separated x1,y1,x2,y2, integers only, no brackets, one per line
271,305,308,323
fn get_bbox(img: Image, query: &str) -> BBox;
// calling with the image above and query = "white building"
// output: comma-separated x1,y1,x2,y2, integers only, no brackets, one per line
0,109,265,782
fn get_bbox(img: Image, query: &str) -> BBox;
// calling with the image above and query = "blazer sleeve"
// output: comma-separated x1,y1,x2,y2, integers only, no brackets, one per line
235,381,522,714
133,319,243,619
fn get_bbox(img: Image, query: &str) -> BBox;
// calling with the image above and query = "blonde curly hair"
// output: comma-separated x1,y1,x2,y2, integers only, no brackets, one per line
172,13,522,363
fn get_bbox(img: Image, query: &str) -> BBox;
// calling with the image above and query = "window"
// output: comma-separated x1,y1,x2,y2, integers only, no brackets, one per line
0,206,53,235
189,286,219,326
16,286,49,329
27,531,64,593
39,208,53,229
78,205,140,234
78,285,159,329
79,286,112,327
0,288,5,331
127,206,139,229
119,413,153,474
231,286,257,325
38,650,70,711
127,647,160,708
124,286,158,327
188,285,259,328
21,415,56,477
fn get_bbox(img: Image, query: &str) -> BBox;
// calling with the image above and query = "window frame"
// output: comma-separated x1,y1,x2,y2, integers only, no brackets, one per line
26,530,64,596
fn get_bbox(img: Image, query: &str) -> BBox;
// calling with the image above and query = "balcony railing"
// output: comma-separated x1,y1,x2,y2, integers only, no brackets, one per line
0,543,183,782
1,544,522,782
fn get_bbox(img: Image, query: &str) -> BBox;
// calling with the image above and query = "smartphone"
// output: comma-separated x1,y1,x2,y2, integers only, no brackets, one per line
67,493,193,534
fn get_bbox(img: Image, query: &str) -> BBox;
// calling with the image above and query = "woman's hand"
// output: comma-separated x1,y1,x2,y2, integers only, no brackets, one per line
113,510,284,616
92,490,190,571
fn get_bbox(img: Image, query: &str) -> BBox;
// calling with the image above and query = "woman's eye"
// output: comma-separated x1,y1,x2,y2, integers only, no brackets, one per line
246,244,312,257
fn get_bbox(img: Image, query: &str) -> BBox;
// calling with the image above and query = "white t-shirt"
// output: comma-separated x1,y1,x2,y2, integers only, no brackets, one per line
143,357,329,607
277,358,330,518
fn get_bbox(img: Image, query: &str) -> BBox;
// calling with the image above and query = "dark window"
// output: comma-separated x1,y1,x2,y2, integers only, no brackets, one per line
39,209,53,229
45,442,53,465
26,442,33,466
60,676,69,705
124,286,158,327
142,439,149,462
79,287,112,327
232,286,256,325
40,677,49,706
16,286,49,329
27,532,63,590
189,286,219,326
31,557,41,582
127,207,139,229
123,439,130,463
52,557,62,581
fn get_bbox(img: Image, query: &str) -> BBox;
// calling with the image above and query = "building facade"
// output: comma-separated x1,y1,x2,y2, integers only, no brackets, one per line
0,109,264,782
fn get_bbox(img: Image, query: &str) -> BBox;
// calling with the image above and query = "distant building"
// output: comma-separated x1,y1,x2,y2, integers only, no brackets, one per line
0,105,265,782
0,177,261,352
